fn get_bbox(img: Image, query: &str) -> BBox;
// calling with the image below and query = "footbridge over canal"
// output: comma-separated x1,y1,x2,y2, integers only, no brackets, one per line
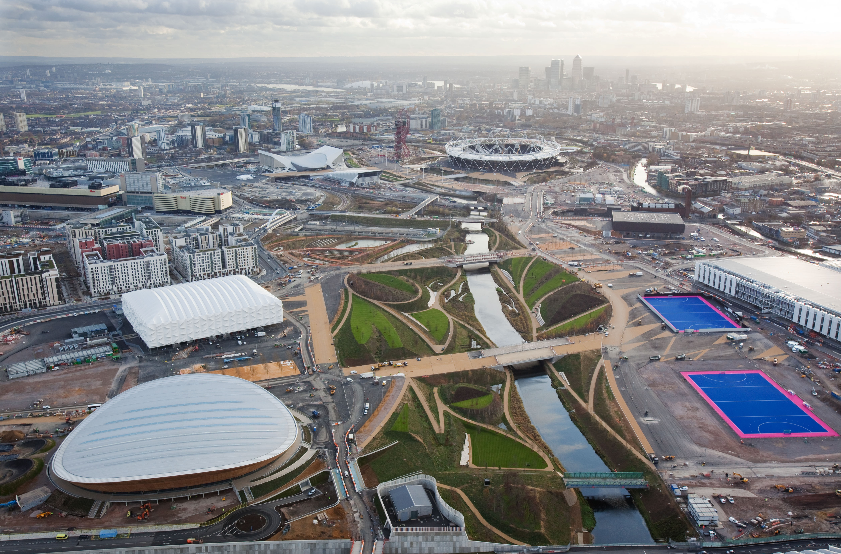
563,472,648,489
445,252,506,266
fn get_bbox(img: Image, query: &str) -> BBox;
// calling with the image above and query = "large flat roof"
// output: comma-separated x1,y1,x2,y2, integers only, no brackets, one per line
612,211,684,224
51,374,298,485
705,256,841,313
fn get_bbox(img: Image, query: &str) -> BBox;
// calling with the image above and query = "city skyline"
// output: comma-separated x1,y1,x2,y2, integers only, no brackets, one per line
1,0,840,58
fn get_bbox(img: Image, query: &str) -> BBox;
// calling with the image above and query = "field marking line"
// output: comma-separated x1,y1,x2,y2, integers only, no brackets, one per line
662,336,677,356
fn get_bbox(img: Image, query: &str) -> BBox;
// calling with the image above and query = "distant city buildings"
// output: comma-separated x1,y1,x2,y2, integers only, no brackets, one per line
234,126,248,153
298,113,314,134
571,55,583,88
13,112,27,132
191,124,206,149
272,99,282,133
518,67,530,95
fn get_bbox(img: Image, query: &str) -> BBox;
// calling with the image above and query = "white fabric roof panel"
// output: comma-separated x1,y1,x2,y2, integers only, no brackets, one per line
122,275,283,348
51,374,298,484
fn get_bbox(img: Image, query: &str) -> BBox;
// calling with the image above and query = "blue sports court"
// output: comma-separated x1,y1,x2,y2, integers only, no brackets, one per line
641,295,740,332
683,371,836,438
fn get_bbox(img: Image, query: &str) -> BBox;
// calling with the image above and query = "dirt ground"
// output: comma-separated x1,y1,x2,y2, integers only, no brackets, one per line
639,358,841,462
679,475,841,539
268,504,352,541
0,493,239,532
0,362,121,412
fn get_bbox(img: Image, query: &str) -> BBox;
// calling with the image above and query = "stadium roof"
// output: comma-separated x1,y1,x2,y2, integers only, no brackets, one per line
706,257,841,313
51,374,298,485
122,275,283,348
259,145,344,171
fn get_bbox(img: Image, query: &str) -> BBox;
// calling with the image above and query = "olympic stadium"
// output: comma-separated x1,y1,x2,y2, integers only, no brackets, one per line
50,374,300,495
445,137,566,172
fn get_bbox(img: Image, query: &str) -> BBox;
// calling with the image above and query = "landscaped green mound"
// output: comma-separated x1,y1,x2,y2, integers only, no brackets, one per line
334,296,433,366
498,256,533,292
539,282,607,328
411,308,450,343
522,259,579,308
348,273,418,303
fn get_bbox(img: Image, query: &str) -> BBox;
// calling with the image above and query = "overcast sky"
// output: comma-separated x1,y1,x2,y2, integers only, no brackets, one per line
1,0,838,59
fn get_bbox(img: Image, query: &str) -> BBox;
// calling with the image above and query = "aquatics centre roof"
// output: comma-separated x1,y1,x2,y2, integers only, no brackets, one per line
51,374,298,486
122,275,284,348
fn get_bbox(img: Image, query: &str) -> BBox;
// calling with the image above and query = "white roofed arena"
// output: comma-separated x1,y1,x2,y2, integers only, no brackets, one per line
445,136,565,172
122,275,284,348
50,374,300,494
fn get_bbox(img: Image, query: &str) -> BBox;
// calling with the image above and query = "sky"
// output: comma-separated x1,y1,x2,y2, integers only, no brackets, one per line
1,0,839,59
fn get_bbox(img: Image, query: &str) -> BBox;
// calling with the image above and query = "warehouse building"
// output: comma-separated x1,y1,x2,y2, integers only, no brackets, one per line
695,257,841,341
122,275,283,348
50,374,300,495
611,211,685,238
390,485,434,521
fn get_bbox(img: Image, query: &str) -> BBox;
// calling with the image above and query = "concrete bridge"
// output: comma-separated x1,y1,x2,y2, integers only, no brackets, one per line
445,252,506,266
401,195,440,218
563,472,648,489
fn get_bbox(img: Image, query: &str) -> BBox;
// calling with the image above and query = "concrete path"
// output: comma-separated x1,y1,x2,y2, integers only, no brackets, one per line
305,283,338,365
603,360,654,456
407,378,442,434
356,376,408,450
436,484,527,546
587,358,604,413
331,287,354,337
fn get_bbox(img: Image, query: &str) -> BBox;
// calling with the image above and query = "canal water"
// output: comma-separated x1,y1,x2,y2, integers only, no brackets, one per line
459,226,652,543
631,158,663,198
463,232,524,348
516,374,654,545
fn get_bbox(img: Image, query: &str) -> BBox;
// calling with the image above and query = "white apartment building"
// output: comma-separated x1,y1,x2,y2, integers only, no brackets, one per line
170,223,258,282
0,250,61,313
83,248,169,298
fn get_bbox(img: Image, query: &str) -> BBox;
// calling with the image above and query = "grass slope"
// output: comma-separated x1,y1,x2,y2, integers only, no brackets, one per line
526,269,579,308
412,308,449,342
452,393,493,410
522,258,556,297
350,296,402,347
464,423,547,469
499,256,533,292
360,273,416,294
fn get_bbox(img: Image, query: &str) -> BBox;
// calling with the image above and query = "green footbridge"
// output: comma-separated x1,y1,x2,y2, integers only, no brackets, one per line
563,472,648,489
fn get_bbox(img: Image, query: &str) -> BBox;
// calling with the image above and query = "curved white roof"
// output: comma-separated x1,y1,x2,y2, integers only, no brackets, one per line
122,275,283,348
259,145,344,171
445,137,563,163
51,374,298,485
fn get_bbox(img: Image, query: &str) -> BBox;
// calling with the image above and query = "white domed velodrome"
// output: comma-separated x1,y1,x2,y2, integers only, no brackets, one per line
122,275,283,349
51,374,300,494
445,136,565,172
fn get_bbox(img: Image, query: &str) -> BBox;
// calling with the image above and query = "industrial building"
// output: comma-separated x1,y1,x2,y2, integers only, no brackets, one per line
610,211,686,237
122,275,284,348
50,374,300,494
0,178,121,209
152,189,232,214
695,257,841,341
687,495,719,526
120,171,161,208
389,485,434,521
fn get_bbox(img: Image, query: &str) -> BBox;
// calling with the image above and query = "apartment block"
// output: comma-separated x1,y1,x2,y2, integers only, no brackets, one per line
83,248,169,298
0,250,62,313
171,223,258,282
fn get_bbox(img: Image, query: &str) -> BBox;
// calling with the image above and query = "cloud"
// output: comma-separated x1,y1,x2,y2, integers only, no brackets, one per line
0,0,838,57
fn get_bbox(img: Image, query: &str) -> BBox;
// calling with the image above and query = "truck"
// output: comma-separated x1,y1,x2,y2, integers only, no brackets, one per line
629,271,644,277
726,333,748,341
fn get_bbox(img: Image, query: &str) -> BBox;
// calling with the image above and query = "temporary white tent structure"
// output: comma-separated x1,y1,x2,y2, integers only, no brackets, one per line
122,275,283,348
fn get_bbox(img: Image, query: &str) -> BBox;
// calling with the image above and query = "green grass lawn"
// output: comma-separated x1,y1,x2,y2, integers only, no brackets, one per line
391,404,410,432
452,393,493,410
412,308,449,342
361,273,417,294
350,296,402,348
464,423,546,469
522,258,555,296
526,270,579,308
